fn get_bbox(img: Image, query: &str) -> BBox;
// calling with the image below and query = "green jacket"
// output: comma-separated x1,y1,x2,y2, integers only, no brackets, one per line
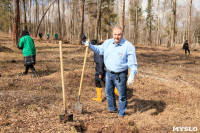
19,35,36,57
54,33,58,38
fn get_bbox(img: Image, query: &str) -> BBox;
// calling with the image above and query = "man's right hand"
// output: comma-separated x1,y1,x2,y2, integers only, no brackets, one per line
85,41,90,47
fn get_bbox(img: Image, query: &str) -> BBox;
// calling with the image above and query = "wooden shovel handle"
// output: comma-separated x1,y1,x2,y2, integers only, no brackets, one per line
78,46,89,99
59,41,66,111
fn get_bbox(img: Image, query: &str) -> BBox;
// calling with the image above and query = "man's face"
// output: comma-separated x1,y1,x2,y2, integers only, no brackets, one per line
113,28,123,44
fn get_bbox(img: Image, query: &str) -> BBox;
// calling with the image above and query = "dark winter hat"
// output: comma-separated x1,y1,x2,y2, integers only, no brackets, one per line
90,39,98,45
81,34,87,41
21,30,29,37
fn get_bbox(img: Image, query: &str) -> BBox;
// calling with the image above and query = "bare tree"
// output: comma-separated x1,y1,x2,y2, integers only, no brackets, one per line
121,0,125,32
35,0,39,33
96,0,102,41
35,0,57,37
29,0,32,33
172,0,176,48
23,0,28,30
156,0,160,46
57,0,62,39
14,0,20,47
146,0,154,45
79,0,85,44
188,0,192,47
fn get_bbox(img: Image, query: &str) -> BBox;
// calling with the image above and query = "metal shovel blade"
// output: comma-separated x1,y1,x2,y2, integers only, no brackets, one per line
59,113,73,123
75,101,82,114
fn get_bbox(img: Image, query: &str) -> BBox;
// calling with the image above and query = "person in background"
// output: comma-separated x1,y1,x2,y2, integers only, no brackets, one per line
84,27,137,119
39,32,43,40
81,34,87,44
183,40,190,55
90,39,119,102
18,30,37,78
46,33,50,40
54,33,58,40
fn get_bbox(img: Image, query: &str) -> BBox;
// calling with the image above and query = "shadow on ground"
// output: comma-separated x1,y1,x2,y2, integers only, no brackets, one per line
128,98,167,116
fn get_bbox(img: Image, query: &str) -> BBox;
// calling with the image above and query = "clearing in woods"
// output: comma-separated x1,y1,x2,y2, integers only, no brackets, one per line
0,33,200,132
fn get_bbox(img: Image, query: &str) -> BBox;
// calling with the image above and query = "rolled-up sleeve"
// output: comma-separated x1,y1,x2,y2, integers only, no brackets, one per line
90,44,104,55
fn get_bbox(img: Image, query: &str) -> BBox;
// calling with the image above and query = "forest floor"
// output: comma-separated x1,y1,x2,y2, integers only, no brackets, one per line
0,32,200,133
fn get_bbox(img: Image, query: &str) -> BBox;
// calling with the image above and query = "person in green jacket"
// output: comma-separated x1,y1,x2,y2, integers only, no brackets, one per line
19,30,37,77
46,33,50,40
54,33,58,40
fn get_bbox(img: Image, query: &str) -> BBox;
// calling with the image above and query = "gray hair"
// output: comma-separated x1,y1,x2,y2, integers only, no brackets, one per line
113,27,123,34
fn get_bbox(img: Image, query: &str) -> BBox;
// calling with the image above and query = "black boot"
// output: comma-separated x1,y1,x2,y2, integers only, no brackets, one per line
30,65,37,78
24,65,29,74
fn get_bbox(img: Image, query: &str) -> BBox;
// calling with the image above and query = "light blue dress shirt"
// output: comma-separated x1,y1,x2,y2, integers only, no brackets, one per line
90,38,137,80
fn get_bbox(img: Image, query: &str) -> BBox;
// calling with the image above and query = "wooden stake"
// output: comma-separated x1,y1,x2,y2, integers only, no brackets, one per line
59,41,66,111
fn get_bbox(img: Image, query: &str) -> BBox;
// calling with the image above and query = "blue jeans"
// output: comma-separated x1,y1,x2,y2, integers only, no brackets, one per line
105,70,128,116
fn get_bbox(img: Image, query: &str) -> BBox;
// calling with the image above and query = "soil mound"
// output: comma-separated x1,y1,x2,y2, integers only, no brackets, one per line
0,45,14,52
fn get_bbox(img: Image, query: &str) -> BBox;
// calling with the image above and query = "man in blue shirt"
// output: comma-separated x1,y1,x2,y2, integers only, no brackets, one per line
85,27,137,119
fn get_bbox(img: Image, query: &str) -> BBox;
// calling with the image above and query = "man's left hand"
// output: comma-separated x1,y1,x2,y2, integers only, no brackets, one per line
127,77,134,85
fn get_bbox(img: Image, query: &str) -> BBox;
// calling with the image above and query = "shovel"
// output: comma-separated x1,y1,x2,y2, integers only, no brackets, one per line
75,43,89,114
58,41,73,123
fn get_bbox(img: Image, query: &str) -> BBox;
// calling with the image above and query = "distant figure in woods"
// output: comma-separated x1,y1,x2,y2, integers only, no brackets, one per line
89,39,119,102
81,34,87,44
46,33,50,40
54,33,58,40
18,30,37,77
39,32,43,40
183,40,190,55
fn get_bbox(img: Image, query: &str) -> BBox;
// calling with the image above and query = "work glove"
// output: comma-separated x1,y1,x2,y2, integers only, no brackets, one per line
127,77,134,85
85,40,90,47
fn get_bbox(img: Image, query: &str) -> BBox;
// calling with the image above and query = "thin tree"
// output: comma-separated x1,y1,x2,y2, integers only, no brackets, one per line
130,0,142,45
79,0,85,44
57,0,62,39
35,0,39,33
23,0,28,30
172,0,176,48
146,0,153,45
121,0,125,32
96,0,102,41
156,0,160,46
188,0,192,47
29,0,32,33
35,0,57,37
14,0,20,47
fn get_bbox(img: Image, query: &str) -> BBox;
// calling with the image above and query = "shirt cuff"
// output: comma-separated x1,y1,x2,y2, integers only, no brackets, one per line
129,71,136,80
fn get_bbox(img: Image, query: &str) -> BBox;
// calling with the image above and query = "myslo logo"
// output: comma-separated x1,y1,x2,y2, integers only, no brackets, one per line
173,127,198,132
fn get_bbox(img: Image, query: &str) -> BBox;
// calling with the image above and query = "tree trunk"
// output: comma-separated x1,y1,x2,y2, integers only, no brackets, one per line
172,0,176,48
23,0,28,30
188,0,192,47
62,0,66,38
121,0,125,32
35,0,39,34
29,0,32,33
149,18,152,44
57,0,62,39
14,0,20,47
35,0,57,37
79,0,85,44
95,0,102,41
128,0,131,41
135,1,138,44
156,0,160,46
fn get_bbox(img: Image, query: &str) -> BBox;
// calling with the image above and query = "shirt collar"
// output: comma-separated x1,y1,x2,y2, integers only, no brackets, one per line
112,38,125,46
